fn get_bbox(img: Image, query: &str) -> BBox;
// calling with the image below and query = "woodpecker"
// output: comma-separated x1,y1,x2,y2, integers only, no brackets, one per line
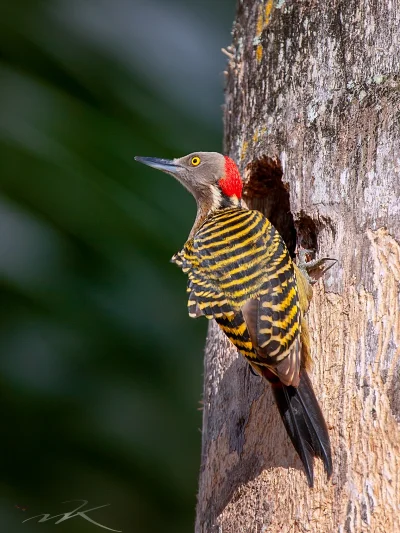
135,151,332,486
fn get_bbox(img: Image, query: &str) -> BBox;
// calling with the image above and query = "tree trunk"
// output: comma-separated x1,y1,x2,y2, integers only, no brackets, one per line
195,1,400,532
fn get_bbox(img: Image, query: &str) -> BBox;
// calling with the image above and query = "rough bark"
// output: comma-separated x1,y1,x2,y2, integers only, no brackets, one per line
195,1,400,532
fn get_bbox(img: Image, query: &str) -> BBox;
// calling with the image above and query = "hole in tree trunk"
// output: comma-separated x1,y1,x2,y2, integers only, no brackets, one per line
243,156,297,257
243,156,320,259
295,211,318,253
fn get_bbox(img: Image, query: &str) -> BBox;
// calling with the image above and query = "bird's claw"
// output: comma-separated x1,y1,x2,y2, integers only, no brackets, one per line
296,248,337,284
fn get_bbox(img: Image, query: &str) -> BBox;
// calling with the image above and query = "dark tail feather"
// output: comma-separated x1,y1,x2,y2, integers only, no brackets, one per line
266,369,332,487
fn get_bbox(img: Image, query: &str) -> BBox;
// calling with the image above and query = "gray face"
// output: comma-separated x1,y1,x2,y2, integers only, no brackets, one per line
135,151,226,201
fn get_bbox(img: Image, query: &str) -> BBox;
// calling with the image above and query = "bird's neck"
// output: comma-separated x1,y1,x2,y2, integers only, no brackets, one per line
188,194,247,239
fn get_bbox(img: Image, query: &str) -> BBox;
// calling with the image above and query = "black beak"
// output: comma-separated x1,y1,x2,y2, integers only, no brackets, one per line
135,156,183,174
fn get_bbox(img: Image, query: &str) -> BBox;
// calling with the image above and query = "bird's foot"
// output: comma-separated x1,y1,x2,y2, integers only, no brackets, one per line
297,248,337,285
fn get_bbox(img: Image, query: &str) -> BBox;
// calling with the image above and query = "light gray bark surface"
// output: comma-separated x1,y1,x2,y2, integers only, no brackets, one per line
195,1,400,532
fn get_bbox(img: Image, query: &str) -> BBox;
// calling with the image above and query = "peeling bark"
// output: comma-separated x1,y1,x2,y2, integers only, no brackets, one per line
195,1,400,532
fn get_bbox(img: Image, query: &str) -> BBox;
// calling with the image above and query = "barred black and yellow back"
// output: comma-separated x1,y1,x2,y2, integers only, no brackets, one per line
172,207,301,385
172,205,332,486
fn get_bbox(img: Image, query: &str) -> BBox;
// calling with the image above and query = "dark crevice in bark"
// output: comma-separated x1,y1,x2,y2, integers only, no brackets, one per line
243,156,297,257
243,157,325,260
295,211,319,254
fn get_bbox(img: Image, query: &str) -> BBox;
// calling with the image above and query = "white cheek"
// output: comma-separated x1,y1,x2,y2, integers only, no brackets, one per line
210,185,223,210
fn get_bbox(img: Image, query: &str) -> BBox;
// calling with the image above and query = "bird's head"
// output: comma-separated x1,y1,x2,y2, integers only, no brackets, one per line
135,151,243,211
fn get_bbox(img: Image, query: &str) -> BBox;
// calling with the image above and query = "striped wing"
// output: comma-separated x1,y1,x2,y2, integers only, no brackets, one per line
190,209,271,308
175,207,302,385
186,273,234,319
173,243,235,319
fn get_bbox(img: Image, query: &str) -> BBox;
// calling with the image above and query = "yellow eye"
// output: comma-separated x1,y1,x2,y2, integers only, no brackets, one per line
191,156,201,166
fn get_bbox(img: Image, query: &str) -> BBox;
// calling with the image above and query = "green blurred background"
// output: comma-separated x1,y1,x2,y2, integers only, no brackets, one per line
0,1,236,531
